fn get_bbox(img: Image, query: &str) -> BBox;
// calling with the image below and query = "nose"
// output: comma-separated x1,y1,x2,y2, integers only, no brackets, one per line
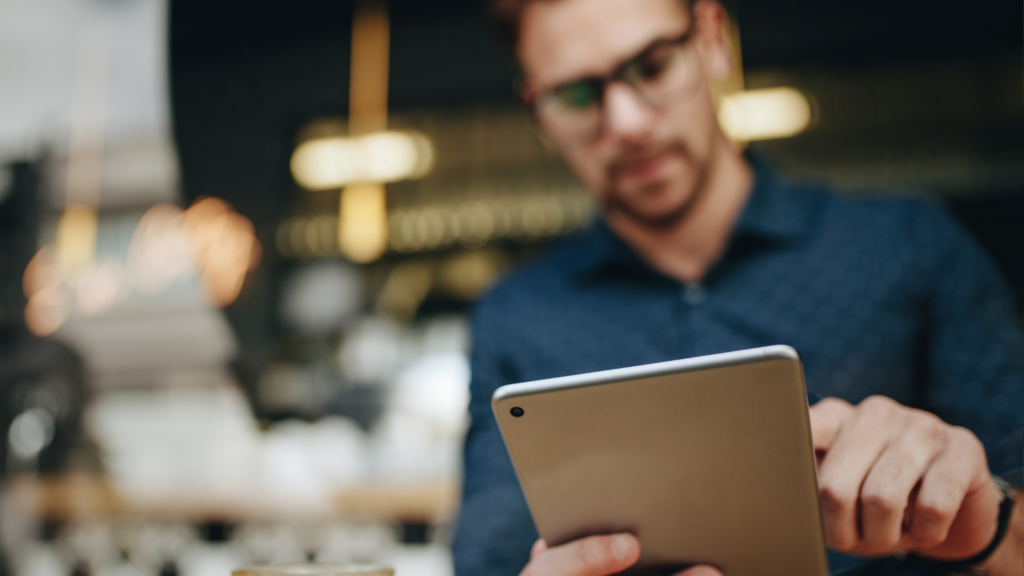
601,81,657,143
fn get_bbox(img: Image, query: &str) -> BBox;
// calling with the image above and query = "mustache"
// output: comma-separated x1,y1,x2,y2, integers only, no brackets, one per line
607,142,688,178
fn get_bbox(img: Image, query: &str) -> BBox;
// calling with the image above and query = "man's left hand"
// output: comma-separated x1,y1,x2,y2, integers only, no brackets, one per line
810,395,1001,560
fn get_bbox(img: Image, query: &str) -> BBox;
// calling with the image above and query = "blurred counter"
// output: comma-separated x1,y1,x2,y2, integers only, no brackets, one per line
6,474,458,524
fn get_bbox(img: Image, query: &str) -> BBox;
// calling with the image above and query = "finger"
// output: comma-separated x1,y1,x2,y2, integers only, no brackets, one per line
908,428,993,555
531,538,547,560
856,415,944,555
808,397,853,452
673,566,723,576
521,533,640,576
816,396,901,552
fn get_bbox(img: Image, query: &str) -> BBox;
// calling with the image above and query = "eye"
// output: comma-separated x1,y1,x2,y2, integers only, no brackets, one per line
626,43,676,81
552,80,601,111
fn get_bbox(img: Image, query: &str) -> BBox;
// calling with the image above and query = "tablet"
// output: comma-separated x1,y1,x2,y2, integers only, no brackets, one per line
491,345,827,576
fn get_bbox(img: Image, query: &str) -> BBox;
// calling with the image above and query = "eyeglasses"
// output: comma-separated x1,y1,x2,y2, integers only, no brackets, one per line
524,27,702,146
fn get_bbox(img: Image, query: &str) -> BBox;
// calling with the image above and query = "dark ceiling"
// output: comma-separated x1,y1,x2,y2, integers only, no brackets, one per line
171,0,1023,97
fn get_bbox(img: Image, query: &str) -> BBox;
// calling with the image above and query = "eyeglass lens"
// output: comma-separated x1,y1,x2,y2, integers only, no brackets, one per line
537,39,700,144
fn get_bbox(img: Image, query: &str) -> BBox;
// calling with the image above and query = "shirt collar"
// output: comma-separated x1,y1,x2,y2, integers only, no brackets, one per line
570,151,818,279
731,151,816,242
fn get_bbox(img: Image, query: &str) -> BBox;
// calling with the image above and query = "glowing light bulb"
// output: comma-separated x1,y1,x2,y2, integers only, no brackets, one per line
290,131,434,191
718,87,811,142
339,182,388,263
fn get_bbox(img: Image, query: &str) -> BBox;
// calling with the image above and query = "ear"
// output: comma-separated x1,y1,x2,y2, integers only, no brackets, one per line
692,0,735,84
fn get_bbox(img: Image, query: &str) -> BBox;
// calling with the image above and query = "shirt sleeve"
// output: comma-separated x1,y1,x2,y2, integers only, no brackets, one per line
452,295,538,576
916,203,1024,474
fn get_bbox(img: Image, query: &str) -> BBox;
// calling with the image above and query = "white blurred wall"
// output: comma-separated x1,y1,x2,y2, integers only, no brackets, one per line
0,0,178,208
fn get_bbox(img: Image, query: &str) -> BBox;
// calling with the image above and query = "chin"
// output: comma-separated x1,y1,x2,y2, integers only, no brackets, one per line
613,182,696,225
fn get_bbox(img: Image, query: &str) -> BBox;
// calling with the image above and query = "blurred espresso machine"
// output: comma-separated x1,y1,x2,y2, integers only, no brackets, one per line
0,158,89,575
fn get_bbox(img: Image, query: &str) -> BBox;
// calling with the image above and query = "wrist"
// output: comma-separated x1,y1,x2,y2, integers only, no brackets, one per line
975,489,1022,576
905,477,1018,575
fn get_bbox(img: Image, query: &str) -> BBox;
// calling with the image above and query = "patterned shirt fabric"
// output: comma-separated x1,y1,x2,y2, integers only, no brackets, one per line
452,154,1024,576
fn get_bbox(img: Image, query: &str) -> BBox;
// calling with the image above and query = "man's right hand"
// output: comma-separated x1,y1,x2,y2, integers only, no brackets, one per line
519,533,723,576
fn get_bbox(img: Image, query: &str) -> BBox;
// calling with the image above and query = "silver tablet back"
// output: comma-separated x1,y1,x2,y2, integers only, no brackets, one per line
492,346,828,576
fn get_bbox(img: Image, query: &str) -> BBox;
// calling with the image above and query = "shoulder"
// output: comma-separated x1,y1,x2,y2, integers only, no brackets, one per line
786,180,993,290
788,180,962,245
473,229,591,322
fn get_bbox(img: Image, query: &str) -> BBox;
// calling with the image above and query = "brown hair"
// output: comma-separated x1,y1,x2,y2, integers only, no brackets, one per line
488,0,538,53
488,0,699,53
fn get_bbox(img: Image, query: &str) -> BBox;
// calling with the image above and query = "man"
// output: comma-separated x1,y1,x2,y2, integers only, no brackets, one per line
453,0,1024,574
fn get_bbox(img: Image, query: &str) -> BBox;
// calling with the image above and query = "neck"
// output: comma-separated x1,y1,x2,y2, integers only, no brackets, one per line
604,135,752,284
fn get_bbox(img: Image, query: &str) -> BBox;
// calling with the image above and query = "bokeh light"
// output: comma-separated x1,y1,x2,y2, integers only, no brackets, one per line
183,197,262,307
127,203,194,295
290,131,434,191
718,87,812,141
339,182,388,263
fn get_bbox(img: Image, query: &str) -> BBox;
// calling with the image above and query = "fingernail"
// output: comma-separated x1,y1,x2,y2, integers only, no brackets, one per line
610,533,634,561
686,567,722,576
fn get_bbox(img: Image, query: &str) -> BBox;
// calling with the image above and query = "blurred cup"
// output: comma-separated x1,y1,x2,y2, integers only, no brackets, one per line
233,565,393,576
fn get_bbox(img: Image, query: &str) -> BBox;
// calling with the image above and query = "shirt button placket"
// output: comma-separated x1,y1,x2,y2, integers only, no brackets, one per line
682,282,707,306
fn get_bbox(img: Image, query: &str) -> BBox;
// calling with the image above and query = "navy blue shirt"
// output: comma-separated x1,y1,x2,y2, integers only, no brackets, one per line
454,158,1024,575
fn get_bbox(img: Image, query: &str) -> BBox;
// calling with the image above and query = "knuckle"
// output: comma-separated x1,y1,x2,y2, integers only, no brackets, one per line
891,436,928,469
914,498,956,527
861,488,899,516
909,414,946,443
860,395,895,417
818,397,850,411
818,480,854,513
950,426,983,451
907,409,941,429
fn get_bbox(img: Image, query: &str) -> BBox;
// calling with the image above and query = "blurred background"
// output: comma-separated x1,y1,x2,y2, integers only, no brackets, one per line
0,0,1020,574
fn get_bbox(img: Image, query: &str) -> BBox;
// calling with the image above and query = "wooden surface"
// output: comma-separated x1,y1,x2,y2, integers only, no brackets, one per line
4,473,459,523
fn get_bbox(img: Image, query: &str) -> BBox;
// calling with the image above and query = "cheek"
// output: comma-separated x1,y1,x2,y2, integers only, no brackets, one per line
667,91,719,156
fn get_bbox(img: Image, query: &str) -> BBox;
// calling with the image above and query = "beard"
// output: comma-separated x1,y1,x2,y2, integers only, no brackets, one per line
602,140,711,229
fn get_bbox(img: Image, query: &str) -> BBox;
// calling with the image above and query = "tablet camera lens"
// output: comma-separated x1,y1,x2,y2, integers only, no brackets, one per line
510,407,524,417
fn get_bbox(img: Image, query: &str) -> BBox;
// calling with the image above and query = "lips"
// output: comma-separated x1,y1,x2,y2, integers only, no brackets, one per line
611,149,676,187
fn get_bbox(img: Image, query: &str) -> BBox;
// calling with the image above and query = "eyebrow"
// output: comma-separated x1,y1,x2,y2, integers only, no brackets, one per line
554,28,694,89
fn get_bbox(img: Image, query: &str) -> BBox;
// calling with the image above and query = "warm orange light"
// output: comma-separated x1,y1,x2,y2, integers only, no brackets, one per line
21,198,260,329
23,246,69,336
25,285,70,337
184,197,261,307
127,203,194,295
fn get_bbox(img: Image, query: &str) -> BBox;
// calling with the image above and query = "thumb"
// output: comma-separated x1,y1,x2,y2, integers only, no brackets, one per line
521,533,639,576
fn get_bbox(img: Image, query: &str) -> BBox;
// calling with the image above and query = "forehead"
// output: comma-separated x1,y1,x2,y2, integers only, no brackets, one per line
517,0,690,89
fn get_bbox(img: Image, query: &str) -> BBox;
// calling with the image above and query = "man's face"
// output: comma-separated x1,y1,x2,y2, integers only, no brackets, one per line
518,0,729,224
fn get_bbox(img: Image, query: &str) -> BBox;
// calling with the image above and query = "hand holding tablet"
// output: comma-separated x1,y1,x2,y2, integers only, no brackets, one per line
520,534,722,576
494,346,827,575
494,346,1016,575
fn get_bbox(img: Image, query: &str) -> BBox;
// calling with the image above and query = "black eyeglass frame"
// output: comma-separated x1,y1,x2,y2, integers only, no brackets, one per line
521,27,699,111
